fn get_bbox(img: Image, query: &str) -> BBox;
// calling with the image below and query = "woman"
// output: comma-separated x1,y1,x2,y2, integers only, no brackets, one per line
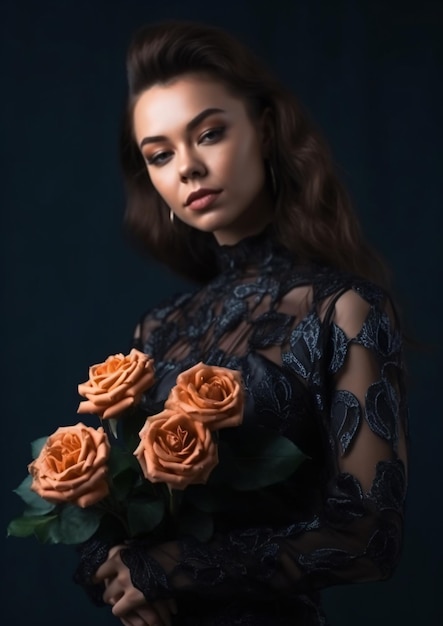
75,19,408,626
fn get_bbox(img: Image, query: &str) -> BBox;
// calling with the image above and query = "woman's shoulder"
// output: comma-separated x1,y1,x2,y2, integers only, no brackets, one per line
295,263,387,308
280,261,396,338
302,266,403,362
278,257,388,307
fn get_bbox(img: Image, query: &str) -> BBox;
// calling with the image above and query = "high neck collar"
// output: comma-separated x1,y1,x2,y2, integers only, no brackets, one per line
214,226,286,273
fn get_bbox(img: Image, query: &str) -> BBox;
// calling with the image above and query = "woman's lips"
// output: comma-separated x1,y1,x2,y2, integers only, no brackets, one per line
185,189,222,211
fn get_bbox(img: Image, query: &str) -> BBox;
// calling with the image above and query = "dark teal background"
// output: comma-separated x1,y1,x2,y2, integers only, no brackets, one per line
1,1,441,624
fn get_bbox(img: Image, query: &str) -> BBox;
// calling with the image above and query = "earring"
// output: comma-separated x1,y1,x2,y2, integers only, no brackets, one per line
169,209,175,224
268,161,277,196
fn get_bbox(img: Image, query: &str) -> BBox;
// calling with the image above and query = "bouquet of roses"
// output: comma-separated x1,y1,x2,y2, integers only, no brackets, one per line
8,349,306,546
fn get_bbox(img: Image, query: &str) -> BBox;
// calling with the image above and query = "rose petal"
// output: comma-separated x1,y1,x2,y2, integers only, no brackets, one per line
134,406,218,489
165,363,243,431
78,351,155,419
28,423,110,507
102,396,135,419
74,479,110,508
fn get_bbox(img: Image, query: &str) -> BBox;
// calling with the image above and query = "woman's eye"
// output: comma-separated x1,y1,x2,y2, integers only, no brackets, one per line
199,127,225,144
146,151,172,166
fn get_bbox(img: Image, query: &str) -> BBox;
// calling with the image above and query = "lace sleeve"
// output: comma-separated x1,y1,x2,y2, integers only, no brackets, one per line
73,536,113,605
119,287,408,603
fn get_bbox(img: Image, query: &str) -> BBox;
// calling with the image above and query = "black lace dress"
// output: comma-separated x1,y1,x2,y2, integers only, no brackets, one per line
76,230,408,625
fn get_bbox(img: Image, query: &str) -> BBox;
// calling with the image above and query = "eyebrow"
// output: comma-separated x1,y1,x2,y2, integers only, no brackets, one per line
139,107,226,148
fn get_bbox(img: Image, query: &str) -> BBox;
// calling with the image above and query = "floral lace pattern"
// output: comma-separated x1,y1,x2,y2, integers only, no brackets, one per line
76,229,408,625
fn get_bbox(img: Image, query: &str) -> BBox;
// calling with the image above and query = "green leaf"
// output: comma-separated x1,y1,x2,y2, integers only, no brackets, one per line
31,436,48,460
46,503,104,545
214,428,308,491
7,513,58,539
33,514,62,543
127,498,165,537
13,475,56,515
8,502,104,545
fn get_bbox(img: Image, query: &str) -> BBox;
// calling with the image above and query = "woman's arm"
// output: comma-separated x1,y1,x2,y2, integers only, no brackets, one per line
110,288,408,603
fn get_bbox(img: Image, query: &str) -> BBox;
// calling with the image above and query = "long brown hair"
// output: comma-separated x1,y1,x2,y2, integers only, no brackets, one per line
120,20,389,286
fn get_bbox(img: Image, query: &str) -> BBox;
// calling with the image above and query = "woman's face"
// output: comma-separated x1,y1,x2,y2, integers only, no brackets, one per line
132,73,273,245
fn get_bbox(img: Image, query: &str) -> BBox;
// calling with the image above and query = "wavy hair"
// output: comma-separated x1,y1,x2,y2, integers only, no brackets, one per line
120,20,389,286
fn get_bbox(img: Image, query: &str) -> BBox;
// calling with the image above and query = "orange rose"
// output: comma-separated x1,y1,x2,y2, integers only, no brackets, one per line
77,348,155,419
134,408,218,490
165,362,244,430
28,423,110,508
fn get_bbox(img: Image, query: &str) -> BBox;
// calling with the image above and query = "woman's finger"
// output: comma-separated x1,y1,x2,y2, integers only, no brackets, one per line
116,607,161,626
137,603,169,626
102,585,118,606
102,576,126,605
120,614,150,626
111,590,152,619
94,560,115,582
94,545,124,582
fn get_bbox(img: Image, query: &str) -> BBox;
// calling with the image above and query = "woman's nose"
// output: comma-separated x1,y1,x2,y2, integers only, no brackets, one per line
178,149,207,182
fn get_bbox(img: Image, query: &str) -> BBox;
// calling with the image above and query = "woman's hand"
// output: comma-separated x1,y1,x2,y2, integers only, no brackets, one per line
95,545,177,626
